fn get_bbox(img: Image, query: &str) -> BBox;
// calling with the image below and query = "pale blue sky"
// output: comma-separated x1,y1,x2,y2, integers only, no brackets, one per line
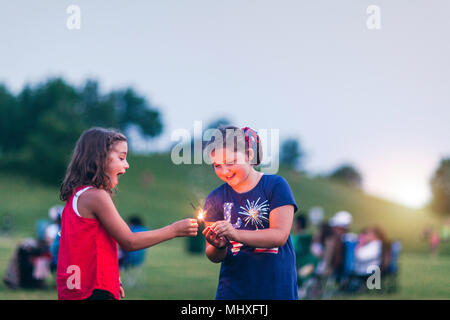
1,1,449,207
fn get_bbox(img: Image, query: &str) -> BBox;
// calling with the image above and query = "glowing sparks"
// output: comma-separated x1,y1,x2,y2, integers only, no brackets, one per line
239,197,269,230
190,201,206,221
197,209,205,221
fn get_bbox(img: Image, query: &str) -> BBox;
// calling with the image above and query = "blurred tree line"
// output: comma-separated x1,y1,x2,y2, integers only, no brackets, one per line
430,158,450,215
280,138,304,171
329,164,363,189
279,134,449,215
0,78,163,184
279,137,363,189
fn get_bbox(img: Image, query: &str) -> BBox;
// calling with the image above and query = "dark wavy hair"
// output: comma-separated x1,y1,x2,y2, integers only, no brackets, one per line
59,127,127,201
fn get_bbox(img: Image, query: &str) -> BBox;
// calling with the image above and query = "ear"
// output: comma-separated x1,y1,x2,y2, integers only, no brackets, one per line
247,148,256,165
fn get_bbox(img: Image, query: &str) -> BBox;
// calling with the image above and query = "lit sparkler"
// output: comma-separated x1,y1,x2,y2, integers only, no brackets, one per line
191,202,206,225
197,209,206,222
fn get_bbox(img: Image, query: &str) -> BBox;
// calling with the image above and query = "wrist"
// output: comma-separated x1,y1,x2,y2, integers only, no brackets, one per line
166,224,177,239
231,230,241,243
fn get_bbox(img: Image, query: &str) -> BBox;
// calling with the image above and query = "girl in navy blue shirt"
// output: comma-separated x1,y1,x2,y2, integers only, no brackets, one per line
203,126,298,300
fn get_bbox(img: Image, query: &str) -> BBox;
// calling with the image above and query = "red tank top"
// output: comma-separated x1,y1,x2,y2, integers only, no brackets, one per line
56,186,120,300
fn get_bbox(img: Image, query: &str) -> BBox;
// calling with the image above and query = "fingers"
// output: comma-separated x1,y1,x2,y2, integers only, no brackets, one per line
188,219,199,236
189,218,198,228
211,221,229,237
203,226,226,245
178,218,198,237
203,226,217,242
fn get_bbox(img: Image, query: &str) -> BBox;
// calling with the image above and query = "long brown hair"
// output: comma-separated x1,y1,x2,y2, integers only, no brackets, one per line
60,127,127,201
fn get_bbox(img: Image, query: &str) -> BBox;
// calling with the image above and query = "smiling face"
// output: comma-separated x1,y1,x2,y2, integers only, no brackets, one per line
106,141,129,189
210,147,252,189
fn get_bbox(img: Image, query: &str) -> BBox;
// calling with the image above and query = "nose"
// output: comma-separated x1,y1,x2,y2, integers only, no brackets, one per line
221,166,230,175
124,160,130,170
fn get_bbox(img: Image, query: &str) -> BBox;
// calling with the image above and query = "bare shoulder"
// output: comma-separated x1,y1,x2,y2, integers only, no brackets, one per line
83,188,112,205
82,187,109,198
77,188,112,218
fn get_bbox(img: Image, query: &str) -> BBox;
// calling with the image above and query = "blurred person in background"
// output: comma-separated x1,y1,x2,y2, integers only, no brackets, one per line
119,215,150,269
291,213,317,294
354,226,390,276
305,221,334,298
430,228,440,258
422,225,441,257
349,226,391,292
3,213,57,290
311,222,335,276
325,211,353,280
47,206,64,272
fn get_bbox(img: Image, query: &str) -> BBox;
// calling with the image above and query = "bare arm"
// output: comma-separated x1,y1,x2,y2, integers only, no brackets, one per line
79,189,198,251
205,243,227,263
211,205,294,248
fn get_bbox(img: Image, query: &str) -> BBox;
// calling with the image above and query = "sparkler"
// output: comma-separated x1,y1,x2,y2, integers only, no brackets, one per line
191,202,205,225
196,209,206,224
190,201,227,243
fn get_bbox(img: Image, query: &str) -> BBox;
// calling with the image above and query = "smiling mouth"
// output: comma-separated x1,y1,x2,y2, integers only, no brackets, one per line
226,174,235,180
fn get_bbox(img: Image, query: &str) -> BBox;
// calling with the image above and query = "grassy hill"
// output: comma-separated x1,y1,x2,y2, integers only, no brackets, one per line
0,153,449,300
0,153,446,252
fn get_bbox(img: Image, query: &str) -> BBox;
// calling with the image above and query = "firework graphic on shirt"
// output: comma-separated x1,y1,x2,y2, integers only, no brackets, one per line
239,197,270,230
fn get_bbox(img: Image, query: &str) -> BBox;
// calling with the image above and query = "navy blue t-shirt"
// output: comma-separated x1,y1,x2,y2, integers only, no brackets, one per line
204,174,299,300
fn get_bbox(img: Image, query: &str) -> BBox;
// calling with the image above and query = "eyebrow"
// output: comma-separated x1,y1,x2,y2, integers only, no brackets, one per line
212,159,234,166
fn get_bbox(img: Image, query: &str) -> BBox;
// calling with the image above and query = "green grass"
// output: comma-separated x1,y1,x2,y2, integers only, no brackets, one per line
0,236,221,300
1,235,449,300
0,153,449,299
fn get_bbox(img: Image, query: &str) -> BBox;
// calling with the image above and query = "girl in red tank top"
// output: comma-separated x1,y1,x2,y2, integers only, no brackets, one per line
57,128,198,300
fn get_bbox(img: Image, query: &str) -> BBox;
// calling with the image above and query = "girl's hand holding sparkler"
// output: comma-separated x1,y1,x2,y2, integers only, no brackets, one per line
192,202,228,251
169,218,198,237
210,220,239,242
203,225,228,249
